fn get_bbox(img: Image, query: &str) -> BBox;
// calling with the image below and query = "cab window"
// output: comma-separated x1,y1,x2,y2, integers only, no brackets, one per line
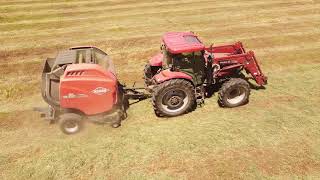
76,50,86,63
93,48,115,74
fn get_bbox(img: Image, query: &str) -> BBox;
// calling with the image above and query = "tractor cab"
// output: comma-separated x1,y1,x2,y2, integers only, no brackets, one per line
161,32,206,85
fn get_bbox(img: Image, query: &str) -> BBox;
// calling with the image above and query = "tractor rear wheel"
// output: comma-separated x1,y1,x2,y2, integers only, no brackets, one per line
218,78,250,108
152,79,195,117
59,113,83,135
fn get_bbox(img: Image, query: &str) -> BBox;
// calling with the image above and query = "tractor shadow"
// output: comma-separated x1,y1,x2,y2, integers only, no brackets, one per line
248,81,267,90
204,83,222,98
205,81,266,98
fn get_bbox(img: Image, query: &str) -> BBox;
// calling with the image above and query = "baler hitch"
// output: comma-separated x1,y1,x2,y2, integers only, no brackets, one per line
123,82,151,104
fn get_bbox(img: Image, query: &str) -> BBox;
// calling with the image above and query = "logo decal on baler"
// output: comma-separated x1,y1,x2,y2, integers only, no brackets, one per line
63,93,88,99
92,87,110,95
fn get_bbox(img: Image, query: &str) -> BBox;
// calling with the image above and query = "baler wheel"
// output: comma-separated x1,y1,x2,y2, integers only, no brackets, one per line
218,78,250,108
152,79,195,117
59,113,83,135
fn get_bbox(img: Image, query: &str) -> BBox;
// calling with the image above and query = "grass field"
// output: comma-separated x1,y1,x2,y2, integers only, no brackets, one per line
1,0,320,179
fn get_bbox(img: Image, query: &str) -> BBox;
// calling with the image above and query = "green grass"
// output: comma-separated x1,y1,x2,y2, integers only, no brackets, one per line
1,63,319,179
0,0,320,179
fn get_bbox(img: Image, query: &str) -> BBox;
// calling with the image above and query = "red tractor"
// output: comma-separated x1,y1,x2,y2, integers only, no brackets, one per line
144,32,267,117
37,32,267,134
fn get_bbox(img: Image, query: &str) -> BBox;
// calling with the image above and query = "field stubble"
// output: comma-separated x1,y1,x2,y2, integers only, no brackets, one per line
0,0,320,179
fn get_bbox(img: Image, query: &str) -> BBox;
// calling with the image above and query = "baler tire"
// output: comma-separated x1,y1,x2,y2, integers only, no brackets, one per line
218,78,250,108
152,79,195,117
59,113,83,135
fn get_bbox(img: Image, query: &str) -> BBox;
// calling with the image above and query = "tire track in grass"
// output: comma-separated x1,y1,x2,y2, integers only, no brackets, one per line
1,13,318,54
0,0,135,9
1,25,319,67
0,6,318,48
0,0,294,26
1,0,294,13
1,0,142,6
2,1,318,35
3,0,309,23
0,0,211,13
2,0,212,14
1,0,318,64
2,32,320,75
3,0,318,33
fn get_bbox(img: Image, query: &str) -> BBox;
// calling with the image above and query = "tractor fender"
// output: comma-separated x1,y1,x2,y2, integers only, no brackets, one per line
153,69,193,84
149,53,163,66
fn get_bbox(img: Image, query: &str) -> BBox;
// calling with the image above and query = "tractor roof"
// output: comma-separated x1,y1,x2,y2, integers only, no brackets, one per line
162,32,205,54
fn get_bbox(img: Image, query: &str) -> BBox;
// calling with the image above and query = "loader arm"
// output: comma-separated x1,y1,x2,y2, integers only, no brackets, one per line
214,51,267,86
244,51,268,86
205,42,246,54
205,42,267,86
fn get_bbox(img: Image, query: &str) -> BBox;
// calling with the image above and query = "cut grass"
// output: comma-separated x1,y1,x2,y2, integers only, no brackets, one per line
0,63,320,179
0,0,320,179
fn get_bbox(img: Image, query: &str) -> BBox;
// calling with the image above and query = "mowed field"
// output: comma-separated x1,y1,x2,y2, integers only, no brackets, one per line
0,0,320,179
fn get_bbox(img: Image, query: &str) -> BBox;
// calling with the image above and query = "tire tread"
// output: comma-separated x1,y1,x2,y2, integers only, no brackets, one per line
152,79,195,117
218,78,250,108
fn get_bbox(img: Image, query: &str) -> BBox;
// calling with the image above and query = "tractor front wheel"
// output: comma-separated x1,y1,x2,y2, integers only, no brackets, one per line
218,78,250,108
59,113,83,135
152,79,195,117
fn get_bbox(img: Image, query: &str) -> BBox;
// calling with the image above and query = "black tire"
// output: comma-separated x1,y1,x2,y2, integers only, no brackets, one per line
152,79,195,117
218,78,250,108
59,113,83,135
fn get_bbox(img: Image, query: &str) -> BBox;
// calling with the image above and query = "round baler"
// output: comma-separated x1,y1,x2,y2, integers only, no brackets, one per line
40,47,133,134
